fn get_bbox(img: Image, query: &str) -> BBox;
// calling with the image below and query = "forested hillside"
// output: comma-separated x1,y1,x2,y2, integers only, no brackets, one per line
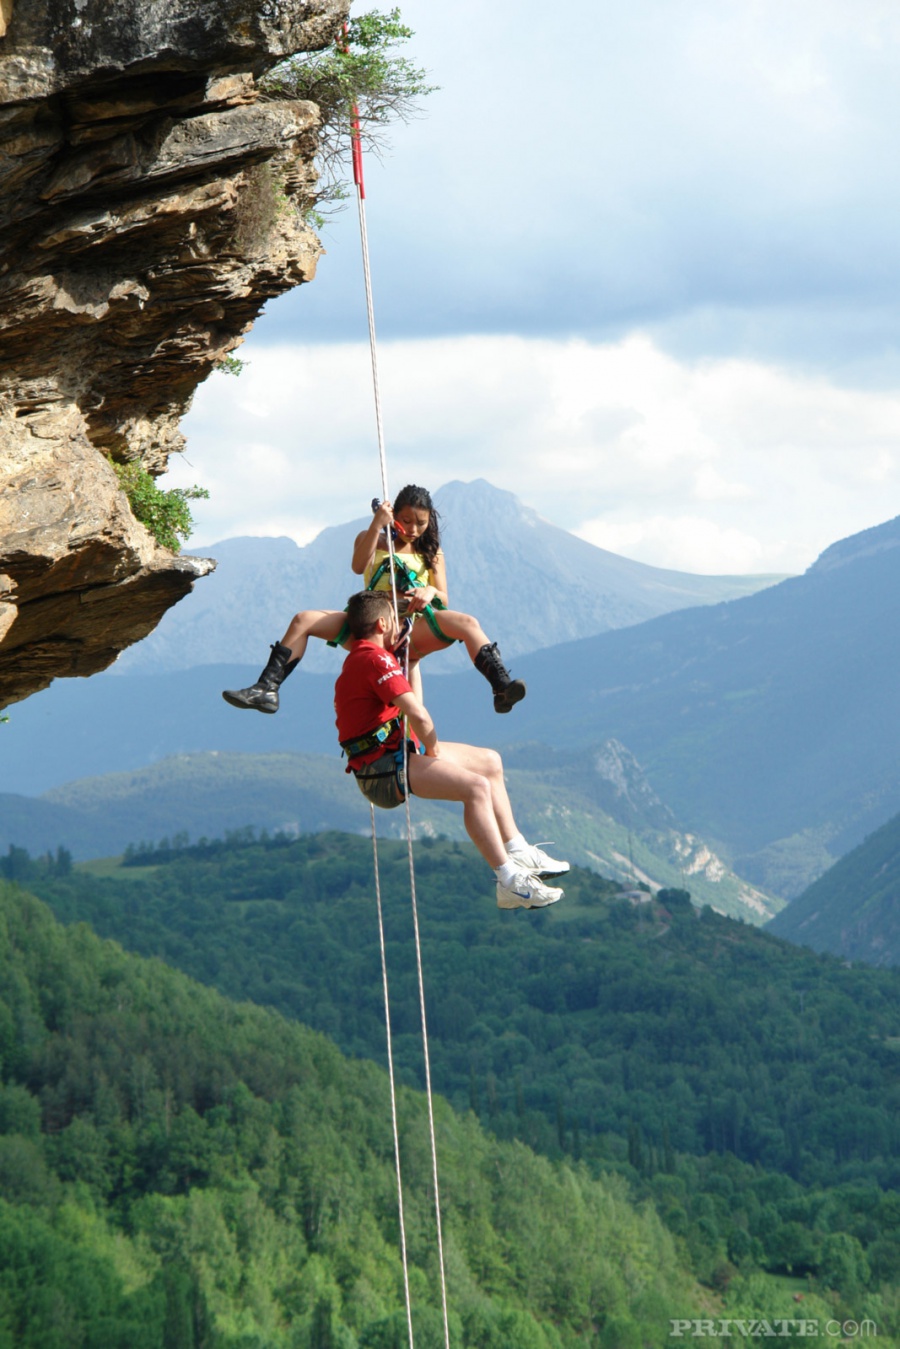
0,877,700,1347
0,748,778,921
769,808,900,966
11,831,900,1334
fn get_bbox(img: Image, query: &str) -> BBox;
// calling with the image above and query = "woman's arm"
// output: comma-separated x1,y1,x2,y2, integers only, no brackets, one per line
351,500,392,575
426,550,449,607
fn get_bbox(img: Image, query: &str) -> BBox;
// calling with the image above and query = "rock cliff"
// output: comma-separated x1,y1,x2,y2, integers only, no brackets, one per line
0,0,346,709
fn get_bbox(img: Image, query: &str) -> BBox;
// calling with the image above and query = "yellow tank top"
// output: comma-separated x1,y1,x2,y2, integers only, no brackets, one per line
364,548,433,591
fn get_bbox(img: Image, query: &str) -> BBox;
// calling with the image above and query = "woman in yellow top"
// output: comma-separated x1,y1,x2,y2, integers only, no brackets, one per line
223,484,526,716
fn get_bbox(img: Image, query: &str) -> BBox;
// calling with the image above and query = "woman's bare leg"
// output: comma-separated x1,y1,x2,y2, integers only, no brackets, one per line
223,610,344,714
409,610,490,663
281,609,345,661
409,612,525,713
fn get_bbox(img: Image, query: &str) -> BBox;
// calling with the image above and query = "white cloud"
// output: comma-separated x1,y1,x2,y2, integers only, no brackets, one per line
162,4,900,585
266,0,900,371
576,515,778,576
170,332,900,574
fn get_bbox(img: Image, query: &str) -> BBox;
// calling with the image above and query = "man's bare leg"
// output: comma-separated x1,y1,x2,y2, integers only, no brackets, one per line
406,744,564,909
437,742,517,840
407,751,507,867
407,743,518,864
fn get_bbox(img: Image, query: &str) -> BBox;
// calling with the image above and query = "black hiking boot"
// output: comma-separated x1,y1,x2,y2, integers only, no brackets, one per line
474,642,526,713
222,642,299,714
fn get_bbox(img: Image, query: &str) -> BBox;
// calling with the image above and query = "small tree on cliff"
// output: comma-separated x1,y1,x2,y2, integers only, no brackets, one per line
261,7,436,215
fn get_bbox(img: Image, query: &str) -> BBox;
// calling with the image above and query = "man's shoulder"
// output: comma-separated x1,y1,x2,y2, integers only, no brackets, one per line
349,640,396,664
344,641,402,677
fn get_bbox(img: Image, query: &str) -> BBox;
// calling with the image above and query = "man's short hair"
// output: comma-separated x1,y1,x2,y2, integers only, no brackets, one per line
346,590,394,639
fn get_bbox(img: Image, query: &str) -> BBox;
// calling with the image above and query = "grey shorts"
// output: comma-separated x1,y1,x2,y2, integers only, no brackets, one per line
352,746,413,810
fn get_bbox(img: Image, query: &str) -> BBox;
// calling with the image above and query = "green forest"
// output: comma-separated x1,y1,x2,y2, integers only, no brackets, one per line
4,831,900,1343
0,874,708,1347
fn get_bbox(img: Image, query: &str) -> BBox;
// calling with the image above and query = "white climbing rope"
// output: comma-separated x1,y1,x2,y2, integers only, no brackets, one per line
351,108,452,1349
369,805,416,1349
352,118,406,649
400,788,452,1346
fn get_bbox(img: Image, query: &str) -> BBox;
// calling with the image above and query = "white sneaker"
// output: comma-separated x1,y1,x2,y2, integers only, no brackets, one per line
496,869,564,910
507,843,570,877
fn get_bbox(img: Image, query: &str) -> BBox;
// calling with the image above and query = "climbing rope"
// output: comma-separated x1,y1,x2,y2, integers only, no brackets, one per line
369,807,415,1349
350,95,452,1349
350,101,405,649
400,794,452,1344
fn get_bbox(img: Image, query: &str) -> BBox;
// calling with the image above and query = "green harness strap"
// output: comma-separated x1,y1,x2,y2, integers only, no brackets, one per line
328,552,455,648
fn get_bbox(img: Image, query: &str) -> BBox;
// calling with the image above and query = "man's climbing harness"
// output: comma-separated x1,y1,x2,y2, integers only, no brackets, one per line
349,82,452,1349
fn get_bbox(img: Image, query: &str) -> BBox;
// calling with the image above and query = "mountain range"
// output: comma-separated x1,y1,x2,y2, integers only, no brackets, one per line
4,488,900,906
394,510,900,898
110,478,784,675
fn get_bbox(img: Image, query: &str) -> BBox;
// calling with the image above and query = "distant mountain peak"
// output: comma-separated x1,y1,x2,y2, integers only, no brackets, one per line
435,478,545,532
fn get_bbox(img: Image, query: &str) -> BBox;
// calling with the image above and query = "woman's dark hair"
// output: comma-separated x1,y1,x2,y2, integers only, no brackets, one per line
393,484,441,569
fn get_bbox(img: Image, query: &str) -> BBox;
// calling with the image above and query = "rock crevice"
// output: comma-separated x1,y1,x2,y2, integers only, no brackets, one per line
0,0,347,708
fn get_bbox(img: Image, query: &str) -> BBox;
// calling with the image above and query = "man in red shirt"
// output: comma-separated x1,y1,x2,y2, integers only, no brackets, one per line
335,591,568,910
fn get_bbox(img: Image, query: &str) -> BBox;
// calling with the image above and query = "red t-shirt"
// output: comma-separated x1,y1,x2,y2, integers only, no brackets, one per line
334,640,415,768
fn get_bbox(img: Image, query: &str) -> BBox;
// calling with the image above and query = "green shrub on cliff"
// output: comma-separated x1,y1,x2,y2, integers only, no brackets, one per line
110,460,208,553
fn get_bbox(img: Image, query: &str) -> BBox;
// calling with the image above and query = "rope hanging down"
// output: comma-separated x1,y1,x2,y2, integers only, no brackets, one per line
368,812,415,1348
350,99,452,1349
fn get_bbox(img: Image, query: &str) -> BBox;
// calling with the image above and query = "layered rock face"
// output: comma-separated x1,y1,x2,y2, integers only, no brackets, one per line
0,0,346,708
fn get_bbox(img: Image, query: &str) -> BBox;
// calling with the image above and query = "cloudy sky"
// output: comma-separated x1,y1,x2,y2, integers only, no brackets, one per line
172,0,900,574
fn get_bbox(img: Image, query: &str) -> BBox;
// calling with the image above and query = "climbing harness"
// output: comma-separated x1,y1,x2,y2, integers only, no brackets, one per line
354,747,410,811
327,545,454,651
339,715,403,761
366,550,418,592
349,79,452,1349
366,554,454,649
